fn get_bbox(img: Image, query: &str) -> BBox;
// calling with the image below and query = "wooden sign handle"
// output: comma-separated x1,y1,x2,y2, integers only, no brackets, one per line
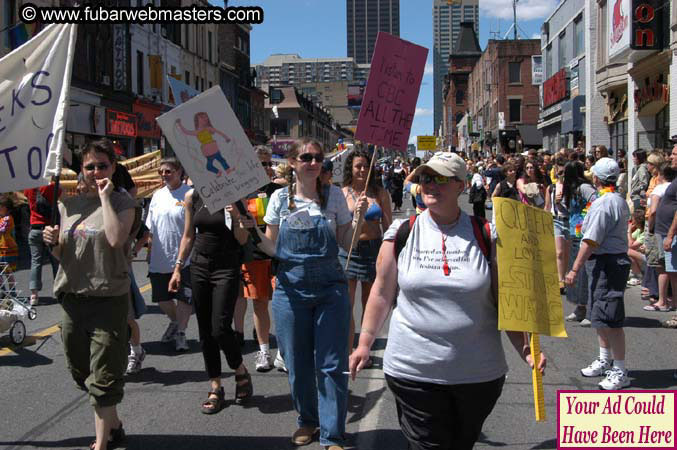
344,147,378,270
531,333,546,421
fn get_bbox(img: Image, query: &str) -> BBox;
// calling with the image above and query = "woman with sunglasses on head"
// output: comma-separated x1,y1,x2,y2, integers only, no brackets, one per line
247,138,367,450
544,156,573,294
339,149,392,367
145,157,194,352
349,152,545,450
43,139,137,450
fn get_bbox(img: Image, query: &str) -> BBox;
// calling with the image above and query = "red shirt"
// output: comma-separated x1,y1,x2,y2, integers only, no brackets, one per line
23,184,61,225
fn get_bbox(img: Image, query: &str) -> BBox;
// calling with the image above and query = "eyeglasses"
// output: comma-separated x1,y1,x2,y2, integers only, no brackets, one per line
418,173,454,185
158,169,175,176
297,153,324,163
260,161,274,167
84,163,110,171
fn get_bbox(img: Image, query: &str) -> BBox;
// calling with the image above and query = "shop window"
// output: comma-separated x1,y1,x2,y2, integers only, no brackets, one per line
574,16,584,56
455,89,464,105
509,99,521,123
137,50,144,95
271,118,290,136
558,31,567,71
185,71,190,86
509,62,521,83
610,120,628,155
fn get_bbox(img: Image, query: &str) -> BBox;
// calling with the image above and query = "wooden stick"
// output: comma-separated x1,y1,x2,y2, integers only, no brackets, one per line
344,146,379,270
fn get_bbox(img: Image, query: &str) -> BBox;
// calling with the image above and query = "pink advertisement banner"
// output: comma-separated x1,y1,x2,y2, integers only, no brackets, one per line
354,32,428,152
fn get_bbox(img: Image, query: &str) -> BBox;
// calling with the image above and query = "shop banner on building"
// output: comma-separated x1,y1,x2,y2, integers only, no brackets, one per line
157,86,269,214
354,32,428,152
493,198,567,337
168,76,200,106
0,23,77,193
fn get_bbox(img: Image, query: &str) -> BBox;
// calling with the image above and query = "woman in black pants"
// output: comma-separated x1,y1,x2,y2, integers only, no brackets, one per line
170,191,253,414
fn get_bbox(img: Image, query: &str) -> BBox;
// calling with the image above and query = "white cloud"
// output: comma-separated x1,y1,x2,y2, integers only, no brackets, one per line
531,32,541,39
408,134,417,145
479,0,558,21
415,107,433,117
424,63,434,76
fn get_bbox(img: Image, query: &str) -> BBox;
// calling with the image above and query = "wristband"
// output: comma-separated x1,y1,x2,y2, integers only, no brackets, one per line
175,259,184,268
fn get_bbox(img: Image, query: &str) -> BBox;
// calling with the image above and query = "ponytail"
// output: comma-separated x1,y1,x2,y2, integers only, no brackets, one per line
287,168,296,210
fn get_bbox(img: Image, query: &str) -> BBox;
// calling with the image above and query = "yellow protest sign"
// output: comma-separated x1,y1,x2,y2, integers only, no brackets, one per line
494,197,567,338
417,136,436,151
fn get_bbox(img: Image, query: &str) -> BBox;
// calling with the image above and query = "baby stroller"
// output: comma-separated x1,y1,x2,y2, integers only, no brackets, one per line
0,262,37,345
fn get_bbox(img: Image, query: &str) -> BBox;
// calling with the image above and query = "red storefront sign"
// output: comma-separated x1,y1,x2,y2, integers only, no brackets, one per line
133,101,162,139
542,68,569,108
107,110,137,137
634,77,669,112
632,0,661,50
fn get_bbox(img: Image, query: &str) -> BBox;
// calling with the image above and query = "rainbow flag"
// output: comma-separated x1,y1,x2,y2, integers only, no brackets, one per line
9,23,40,50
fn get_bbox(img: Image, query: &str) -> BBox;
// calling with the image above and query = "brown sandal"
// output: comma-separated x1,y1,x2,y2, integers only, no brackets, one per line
201,387,226,414
235,370,253,404
89,423,125,449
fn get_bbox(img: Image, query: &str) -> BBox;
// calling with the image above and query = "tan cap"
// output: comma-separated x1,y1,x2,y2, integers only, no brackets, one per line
411,152,467,180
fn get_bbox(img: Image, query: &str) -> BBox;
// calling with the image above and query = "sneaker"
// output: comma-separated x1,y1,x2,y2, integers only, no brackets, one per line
581,358,612,377
565,312,584,322
598,368,630,390
626,277,641,286
255,350,273,372
579,318,592,327
125,348,146,375
29,295,39,306
175,331,189,351
274,351,288,373
161,321,179,343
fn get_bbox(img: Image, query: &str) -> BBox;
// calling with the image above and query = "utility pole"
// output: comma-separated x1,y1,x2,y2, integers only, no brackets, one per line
513,0,518,40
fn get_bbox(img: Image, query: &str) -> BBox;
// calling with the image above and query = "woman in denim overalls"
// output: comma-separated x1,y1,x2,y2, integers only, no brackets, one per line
253,138,367,450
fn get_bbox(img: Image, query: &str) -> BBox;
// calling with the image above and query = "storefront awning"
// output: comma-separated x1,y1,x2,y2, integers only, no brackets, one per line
517,125,543,148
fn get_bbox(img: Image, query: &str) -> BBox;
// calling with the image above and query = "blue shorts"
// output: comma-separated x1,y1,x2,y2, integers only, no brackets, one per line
661,235,677,273
585,254,630,328
553,218,570,239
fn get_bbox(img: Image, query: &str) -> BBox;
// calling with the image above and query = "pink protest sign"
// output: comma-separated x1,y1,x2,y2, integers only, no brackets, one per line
355,32,428,152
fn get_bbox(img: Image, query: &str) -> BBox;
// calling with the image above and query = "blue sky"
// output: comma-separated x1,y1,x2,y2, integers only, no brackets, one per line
225,0,559,144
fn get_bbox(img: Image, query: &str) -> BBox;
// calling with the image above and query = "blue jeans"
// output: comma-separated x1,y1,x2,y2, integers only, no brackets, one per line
205,152,230,175
28,228,59,292
272,282,350,447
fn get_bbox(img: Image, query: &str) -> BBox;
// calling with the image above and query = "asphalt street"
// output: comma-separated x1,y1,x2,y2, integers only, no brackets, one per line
1,194,676,450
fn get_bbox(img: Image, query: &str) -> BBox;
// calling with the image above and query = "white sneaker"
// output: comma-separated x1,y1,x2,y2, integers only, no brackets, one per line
161,321,179,343
255,350,273,372
29,295,39,306
175,331,189,351
598,368,630,390
274,350,288,373
626,277,641,286
581,358,612,377
125,348,146,375
579,318,592,327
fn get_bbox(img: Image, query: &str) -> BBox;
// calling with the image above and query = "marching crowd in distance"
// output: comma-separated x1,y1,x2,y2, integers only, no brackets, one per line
7,133,676,449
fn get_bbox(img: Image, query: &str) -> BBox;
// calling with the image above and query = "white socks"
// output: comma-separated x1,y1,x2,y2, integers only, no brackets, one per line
260,343,270,353
613,360,626,372
600,347,612,362
131,345,143,356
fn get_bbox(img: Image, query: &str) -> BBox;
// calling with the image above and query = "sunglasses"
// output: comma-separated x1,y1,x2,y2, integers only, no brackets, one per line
158,169,175,176
297,153,324,163
261,161,274,167
84,163,110,171
418,173,454,185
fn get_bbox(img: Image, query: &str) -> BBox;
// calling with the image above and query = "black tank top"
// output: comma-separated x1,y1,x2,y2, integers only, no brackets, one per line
192,193,241,259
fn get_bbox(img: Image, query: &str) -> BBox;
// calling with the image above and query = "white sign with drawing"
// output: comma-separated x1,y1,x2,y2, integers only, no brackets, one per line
156,86,269,214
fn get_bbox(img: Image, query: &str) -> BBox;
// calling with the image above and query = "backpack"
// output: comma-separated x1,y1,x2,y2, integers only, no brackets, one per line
468,183,487,204
394,214,492,264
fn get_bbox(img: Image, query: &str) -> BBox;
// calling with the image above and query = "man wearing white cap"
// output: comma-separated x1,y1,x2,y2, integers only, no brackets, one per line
565,157,631,390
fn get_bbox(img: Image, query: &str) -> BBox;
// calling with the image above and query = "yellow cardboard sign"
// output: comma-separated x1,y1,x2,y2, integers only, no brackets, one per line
494,197,567,337
417,135,436,151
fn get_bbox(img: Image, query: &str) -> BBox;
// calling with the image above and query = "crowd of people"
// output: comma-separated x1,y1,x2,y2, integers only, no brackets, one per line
4,133,677,449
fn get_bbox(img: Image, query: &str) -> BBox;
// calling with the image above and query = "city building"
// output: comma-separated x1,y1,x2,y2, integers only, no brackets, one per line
433,0,479,136
296,80,361,132
266,86,348,155
443,21,482,152
538,0,589,152
591,0,674,161
347,0,400,64
254,54,363,88
468,39,542,154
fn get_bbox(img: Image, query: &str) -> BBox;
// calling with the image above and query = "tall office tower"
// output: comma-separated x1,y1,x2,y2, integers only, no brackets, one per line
347,0,400,64
433,0,479,135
